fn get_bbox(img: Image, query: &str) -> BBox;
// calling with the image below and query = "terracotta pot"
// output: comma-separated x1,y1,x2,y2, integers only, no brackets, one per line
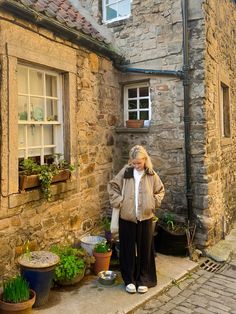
19,169,71,191
126,120,144,128
0,289,36,314
93,251,112,275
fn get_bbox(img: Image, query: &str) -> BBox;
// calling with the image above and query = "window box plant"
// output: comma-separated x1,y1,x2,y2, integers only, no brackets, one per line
93,240,112,275
0,274,36,313
19,154,75,200
126,119,144,128
50,245,91,286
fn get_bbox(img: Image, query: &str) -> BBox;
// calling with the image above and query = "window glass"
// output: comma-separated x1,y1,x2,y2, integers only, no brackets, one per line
104,0,131,22
128,100,137,109
29,70,43,95
30,97,44,121
46,75,57,97
46,99,58,121
140,99,149,109
17,66,28,94
129,112,137,119
140,86,149,97
18,96,28,121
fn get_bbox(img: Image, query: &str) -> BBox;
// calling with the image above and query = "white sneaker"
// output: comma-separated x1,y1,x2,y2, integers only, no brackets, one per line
126,283,136,294
137,286,148,294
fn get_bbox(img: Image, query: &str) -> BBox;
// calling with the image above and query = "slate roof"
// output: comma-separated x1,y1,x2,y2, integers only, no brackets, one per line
13,0,107,44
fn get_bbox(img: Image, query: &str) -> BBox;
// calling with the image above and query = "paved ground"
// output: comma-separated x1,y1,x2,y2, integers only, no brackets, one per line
132,255,236,314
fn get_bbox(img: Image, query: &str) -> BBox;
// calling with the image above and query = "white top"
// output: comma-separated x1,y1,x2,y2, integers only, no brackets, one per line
134,169,144,217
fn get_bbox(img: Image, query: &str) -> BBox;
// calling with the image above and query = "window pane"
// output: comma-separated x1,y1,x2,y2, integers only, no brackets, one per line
28,125,41,146
140,111,149,120
139,86,149,97
44,125,54,145
46,75,57,97
140,99,149,109
18,149,25,159
106,0,117,4
128,112,137,119
18,125,25,148
128,88,137,98
107,4,117,20
28,148,41,158
46,99,58,121
30,97,44,121
17,66,28,94
29,70,43,95
18,96,28,121
128,100,137,109
118,0,130,17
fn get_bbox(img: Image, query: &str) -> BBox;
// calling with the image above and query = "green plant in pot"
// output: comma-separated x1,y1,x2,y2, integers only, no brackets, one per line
0,275,36,313
93,241,112,275
101,216,112,242
19,154,75,201
50,245,87,286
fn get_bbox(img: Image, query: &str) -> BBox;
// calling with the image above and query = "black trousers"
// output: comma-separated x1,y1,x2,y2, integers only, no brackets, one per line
119,218,157,288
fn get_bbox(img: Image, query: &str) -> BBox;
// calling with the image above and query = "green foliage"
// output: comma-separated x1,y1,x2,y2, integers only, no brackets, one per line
20,155,75,201
94,241,110,253
163,213,175,230
101,216,111,231
50,245,85,282
2,275,30,303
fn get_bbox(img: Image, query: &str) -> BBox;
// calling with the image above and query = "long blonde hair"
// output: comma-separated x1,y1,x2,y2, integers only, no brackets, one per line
128,145,153,171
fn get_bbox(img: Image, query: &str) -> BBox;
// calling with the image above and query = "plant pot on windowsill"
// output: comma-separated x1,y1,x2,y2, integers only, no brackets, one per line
126,119,144,128
19,169,71,191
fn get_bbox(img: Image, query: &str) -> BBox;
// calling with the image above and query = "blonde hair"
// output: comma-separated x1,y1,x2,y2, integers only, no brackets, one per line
128,145,153,170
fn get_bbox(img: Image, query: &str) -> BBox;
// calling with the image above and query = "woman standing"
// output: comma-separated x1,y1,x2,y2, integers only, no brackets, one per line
108,145,165,294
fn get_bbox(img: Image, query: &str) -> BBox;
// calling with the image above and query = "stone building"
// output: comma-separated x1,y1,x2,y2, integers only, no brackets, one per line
0,0,235,275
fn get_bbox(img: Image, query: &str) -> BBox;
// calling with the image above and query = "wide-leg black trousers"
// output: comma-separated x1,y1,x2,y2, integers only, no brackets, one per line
119,217,157,288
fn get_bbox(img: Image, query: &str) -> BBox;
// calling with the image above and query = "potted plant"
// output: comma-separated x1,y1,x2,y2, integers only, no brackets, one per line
50,245,87,286
101,216,112,243
19,154,75,200
0,275,36,313
154,212,189,256
126,119,144,128
18,250,60,307
93,240,112,275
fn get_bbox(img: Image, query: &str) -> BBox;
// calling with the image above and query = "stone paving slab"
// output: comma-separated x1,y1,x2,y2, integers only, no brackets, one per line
32,254,198,314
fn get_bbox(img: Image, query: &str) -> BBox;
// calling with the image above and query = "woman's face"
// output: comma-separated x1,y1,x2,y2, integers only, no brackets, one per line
131,158,145,171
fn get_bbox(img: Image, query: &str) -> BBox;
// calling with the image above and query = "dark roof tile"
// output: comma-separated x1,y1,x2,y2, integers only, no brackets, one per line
15,0,107,44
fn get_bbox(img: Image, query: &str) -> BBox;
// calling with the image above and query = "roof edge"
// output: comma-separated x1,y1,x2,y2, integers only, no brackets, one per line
0,0,124,65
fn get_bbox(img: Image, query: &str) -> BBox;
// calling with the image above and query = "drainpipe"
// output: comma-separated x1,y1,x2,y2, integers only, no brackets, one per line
182,0,193,223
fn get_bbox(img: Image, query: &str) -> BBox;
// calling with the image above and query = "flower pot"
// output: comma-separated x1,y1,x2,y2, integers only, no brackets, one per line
18,251,59,307
126,120,144,128
154,224,188,256
19,169,71,191
93,250,112,275
56,267,85,286
0,289,36,314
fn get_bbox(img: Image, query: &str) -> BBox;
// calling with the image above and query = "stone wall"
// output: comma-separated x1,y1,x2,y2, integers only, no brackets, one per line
201,0,236,245
0,10,120,275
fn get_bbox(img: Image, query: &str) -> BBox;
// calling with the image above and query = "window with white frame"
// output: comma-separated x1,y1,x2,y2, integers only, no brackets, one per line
102,0,131,23
124,83,151,122
220,82,230,138
17,65,63,165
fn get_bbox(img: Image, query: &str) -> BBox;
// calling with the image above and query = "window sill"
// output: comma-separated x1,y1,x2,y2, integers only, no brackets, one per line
9,180,76,208
115,127,150,133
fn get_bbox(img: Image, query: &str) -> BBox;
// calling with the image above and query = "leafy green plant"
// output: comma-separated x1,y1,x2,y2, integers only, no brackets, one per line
163,213,175,230
2,275,30,303
50,245,85,282
94,240,111,253
19,154,75,201
101,216,111,231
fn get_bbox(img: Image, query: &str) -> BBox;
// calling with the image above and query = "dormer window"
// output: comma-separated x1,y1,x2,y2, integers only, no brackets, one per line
102,0,131,23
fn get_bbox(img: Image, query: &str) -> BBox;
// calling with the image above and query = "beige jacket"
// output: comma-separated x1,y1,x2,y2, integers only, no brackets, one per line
108,165,165,223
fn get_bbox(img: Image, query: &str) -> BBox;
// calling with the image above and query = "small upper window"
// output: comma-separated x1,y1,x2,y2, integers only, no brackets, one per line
102,0,131,23
124,83,151,123
220,82,230,138
17,65,64,165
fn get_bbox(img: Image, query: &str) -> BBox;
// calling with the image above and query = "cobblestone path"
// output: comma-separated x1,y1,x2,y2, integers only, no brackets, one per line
132,256,236,314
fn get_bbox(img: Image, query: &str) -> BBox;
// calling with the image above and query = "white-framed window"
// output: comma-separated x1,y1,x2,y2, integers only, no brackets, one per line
17,64,63,165
220,82,230,138
102,0,131,23
124,83,151,122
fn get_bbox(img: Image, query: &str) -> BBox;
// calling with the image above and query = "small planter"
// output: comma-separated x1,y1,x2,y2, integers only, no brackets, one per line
126,120,144,128
93,250,112,275
18,251,60,307
0,289,36,314
57,267,85,286
19,169,71,191
154,224,188,256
